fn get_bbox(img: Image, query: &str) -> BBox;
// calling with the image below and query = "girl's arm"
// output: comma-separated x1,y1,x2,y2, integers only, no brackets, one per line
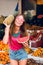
3,25,10,44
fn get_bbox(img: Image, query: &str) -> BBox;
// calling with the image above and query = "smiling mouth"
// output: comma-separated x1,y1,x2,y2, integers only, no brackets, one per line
16,20,23,25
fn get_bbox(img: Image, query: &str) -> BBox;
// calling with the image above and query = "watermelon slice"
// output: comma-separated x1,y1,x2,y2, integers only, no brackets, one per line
17,36,29,44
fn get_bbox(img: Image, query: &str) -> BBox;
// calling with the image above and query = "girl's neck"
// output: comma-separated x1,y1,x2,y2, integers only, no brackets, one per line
14,26,20,34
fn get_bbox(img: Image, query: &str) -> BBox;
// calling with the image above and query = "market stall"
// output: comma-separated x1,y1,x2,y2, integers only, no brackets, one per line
0,16,43,65
0,41,10,65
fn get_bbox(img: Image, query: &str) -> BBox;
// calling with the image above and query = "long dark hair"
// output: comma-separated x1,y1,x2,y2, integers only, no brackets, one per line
9,14,28,38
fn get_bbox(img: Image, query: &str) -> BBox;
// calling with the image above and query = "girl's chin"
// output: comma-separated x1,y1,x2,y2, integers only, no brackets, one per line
16,24,22,27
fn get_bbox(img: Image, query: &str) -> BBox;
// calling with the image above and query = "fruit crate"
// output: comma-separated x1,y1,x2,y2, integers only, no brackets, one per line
0,51,10,65
28,54,43,63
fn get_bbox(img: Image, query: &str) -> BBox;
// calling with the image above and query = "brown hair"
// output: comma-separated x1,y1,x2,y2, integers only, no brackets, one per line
9,14,28,38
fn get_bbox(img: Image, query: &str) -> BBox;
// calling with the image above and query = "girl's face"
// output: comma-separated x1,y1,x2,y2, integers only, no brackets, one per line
15,15,25,27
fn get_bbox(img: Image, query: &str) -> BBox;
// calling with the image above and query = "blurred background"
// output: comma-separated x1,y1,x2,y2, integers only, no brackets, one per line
0,0,43,65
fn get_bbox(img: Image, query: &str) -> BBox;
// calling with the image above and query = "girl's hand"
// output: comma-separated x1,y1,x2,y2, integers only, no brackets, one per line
23,42,29,48
3,22,10,27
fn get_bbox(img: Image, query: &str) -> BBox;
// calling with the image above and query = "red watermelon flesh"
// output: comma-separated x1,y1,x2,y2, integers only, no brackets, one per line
17,36,29,43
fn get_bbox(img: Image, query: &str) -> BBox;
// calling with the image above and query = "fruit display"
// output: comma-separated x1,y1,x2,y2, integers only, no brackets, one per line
24,47,33,54
29,30,43,48
0,41,10,64
26,23,43,30
32,47,43,57
27,59,43,65
0,51,10,64
0,15,5,24
0,41,9,51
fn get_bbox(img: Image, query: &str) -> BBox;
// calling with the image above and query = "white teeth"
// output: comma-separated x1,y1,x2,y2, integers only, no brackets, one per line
16,19,22,24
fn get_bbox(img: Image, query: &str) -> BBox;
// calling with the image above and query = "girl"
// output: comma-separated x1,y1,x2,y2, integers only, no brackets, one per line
3,14,29,65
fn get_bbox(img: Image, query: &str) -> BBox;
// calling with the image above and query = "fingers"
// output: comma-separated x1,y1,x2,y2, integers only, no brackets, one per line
23,42,29,47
